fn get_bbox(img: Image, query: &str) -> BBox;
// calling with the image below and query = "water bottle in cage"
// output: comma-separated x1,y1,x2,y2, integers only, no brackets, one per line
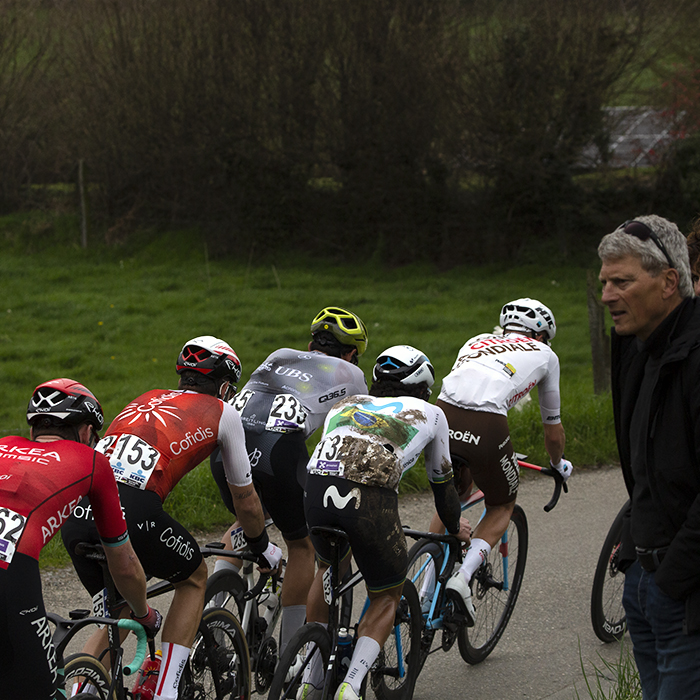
258,559,284,634
337,627,353,675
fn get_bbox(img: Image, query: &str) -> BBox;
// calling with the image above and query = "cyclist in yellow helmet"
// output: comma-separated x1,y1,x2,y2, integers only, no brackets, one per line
210,306,369,659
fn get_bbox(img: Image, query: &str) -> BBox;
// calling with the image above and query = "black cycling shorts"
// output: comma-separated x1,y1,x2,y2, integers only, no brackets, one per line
62,485,203,598
436,400,519,506
0,554,58,699
211,430,309,541
305,474,407,593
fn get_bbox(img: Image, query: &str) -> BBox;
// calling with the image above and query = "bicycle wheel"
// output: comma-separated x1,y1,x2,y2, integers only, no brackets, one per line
180,608,251,700
62,653,115,700
458,503,528,664
370,579,422,700
591,502,628,643
267,623,332,700
405,538,444,669
204,569,247,620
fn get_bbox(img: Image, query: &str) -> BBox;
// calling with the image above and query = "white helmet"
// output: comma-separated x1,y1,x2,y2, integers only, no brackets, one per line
499,298,556,341
372,345,435,388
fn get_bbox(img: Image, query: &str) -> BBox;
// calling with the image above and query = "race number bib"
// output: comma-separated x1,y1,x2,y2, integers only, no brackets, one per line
0,506,27,565
229,524,247,552
230,389,255,414
97,434,161,490
266,393,307,433
308,435,344,477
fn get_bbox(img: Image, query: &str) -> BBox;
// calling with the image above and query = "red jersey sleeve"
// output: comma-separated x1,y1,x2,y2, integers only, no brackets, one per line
88,451,129,545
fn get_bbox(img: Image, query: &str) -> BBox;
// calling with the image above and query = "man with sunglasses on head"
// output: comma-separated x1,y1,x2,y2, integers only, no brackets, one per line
62,336,278,700
599,215,700,700
210,307,369,657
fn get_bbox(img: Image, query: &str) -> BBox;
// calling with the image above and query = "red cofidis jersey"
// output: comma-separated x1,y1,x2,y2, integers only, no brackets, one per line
0,437,128,569
96,389,252,502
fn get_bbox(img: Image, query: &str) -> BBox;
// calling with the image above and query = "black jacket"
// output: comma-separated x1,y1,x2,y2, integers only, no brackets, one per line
612,297,700,630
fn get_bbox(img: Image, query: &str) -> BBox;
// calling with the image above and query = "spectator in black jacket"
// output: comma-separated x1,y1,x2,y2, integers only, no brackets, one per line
598,215,700,700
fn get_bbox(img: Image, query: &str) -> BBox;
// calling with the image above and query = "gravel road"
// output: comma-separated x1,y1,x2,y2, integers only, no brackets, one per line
43,464,630,700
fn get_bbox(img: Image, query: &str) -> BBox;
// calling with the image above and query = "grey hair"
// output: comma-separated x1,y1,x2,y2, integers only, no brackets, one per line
598,215,694,299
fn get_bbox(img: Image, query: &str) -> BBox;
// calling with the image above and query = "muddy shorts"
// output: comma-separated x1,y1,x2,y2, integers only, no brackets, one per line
305,474,407,593
436,400,519,506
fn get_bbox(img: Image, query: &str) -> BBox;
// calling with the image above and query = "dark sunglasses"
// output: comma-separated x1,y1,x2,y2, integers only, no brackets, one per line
618,219,675,269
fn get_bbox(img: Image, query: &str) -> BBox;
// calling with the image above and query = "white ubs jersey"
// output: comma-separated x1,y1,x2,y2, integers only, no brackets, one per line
438,332,562,423
233,349,368,436
307,394,453,492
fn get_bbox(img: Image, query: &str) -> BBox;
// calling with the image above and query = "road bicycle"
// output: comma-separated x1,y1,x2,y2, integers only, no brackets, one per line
405,460,565,670
52,541,251,700
50,608,150,699
266,524,422,700
201,523,285,695
590,500,628,643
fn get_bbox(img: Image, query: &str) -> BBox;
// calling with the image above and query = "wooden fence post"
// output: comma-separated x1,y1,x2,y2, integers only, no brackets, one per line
587,269,610,394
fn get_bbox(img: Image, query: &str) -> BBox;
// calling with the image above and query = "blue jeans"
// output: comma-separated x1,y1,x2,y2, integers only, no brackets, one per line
623,560,700,700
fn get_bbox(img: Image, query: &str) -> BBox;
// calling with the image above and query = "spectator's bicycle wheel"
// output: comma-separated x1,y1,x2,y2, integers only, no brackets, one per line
458,504,528,664
590,501,628,643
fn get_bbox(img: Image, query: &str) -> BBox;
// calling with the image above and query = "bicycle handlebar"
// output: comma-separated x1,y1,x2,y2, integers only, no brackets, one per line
118,618,149,676
517,460,567,512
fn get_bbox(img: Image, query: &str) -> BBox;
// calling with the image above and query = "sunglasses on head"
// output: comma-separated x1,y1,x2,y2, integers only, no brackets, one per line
618,219,675,269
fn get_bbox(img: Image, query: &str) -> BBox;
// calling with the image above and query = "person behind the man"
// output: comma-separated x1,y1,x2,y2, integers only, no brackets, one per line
0,379,159,700
598,215,699,700
299,345,471,700
62,337,280,700
210,306,369,656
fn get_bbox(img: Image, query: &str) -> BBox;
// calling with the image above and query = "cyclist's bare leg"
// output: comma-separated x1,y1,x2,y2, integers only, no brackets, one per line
215,524,243,572
279,535,315,652
305,555,351,625
163,558,208,646
357,586,403,645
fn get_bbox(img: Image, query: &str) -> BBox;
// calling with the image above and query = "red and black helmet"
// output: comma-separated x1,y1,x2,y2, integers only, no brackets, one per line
27,378,104,430
176,336,242,386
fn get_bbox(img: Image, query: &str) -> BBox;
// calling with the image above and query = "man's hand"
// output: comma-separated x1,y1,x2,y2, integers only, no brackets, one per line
551,458,573,482
257,542,283,573
131,605,163,640
453,516,472,545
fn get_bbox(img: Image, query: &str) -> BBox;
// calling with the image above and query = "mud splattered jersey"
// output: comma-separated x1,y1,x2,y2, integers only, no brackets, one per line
438,332,562,423
96,389,251,501
0,437,127,569
233,349,368,436
307,394,453,492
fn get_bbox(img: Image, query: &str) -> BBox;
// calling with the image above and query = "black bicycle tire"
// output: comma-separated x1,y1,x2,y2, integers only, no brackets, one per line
203,569,247,620
458,503,528,664
405,538,444,670
63,653,116,700
370,579,422,700
590,502,628,643
180,607,251,700
267,623,332,700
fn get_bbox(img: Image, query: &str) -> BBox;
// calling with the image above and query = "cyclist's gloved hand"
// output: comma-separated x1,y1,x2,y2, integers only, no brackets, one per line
131,605,163,640
551,458,573,482
257,542,283,572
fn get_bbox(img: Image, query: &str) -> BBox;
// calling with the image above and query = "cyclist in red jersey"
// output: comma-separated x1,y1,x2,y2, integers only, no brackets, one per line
62,337,280,700
0,378,159,700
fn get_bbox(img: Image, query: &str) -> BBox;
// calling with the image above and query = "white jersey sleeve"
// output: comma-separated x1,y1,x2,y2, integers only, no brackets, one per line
217,402,254,487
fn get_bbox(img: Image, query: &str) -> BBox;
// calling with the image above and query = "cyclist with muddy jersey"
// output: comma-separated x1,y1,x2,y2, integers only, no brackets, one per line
299,346,471,700
62,337,280,700
210,306,368,654
431,298,573,620
0,379,157,700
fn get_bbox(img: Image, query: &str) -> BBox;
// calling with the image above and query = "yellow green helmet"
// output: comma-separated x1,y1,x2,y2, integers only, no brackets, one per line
310,306,368,357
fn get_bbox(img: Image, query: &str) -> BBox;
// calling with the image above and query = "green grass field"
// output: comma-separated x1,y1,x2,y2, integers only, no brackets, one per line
0,216,617,566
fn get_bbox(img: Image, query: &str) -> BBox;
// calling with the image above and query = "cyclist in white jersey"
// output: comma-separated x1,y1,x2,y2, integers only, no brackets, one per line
432,298,573,616
299,345,471,700
210,307,368,654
